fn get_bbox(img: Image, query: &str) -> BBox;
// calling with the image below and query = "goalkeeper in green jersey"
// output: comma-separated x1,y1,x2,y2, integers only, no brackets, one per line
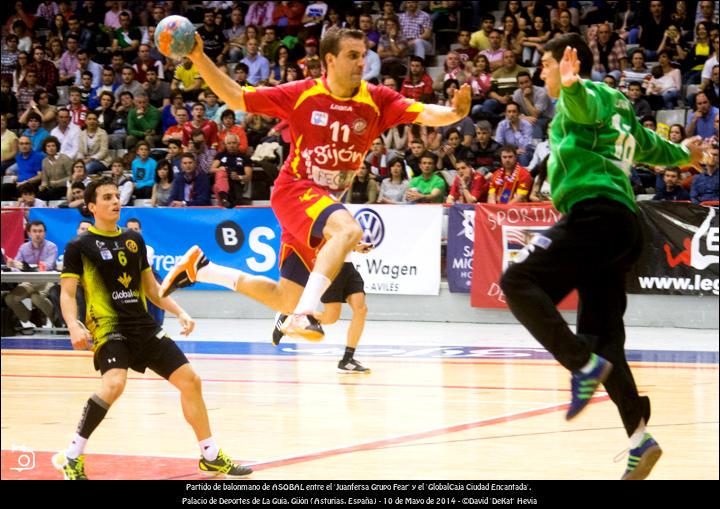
500,33,705,480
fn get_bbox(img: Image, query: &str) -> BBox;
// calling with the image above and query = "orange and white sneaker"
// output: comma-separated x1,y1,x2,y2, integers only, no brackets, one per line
280,313,325,341
159,245,209,298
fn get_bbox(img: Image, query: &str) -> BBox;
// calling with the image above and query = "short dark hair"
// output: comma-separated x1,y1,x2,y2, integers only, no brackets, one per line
664,167,682,177
26,220,46,232
543,33,593,78
500,144,518,155
155,160,174,183
319,27,366,69
166,138,182,148
18,183,36,195
235,62,249,74
221,109,236,121
126,217,141,227
420,152,436,163
70,181,86,191
628,81,643,89
516,71,531,81
180,152,196,162
84,176,118,207
26,112,42,123
640,114,657,126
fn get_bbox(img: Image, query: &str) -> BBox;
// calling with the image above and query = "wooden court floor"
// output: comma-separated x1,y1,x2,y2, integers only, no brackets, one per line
1,342,718,480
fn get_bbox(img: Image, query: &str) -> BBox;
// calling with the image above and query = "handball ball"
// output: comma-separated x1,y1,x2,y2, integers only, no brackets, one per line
154,15,197,60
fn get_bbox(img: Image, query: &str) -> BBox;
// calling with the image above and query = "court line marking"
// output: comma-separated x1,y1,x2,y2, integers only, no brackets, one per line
3,350,717,370
0,372,589,394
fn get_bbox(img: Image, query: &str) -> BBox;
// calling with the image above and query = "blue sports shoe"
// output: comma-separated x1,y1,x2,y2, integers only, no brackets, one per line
622,433,662,480
566,353,613,420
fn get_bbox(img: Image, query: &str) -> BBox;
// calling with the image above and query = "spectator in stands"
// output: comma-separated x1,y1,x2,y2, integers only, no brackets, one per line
89,67,118,111
65,159,90,197
399,0,433,61
378,157,409,204
377,16,409,78
468,54,493,113
127,93,161,149
653,167,691,201
487,145,532,204
77,71,94,106
446,158,489,205
161,92,188,132
513,71,553,139
259,25,281,63
363,39,382,84
241,38,270,86
696,1,719,31
471,120,501,174
133,44,169,86
603,75,618,89
272,0,305,34
305,59,323,80
165,139,183,175
77,111,111,174
656,24,688,68
690,144,719,204
65,181,86,209
502,14,526,60
687,91,719,139
93,91,117,139
162,107,189,146
4,220,58,327
640,0,671,60
198,9,229,64
321,6,343,38
522,15,552,67
470,14,496,53
620,49,652,93
343,162,378,204
58,33,80,86
143,68,170,109
17,69,44,116
1,135,43,201
479,50,528,121
245,1,275,28
49,109,80,160
1,34,20,85
450,29,479,65
151,160,174,207
188,130,217,176
224,7,247,63
296,37,319,72
359,13,380,51
495,101,534,167
646,50,682,109
554,8,581,35
217,110,248,154
268,45,290,86
28,45,59,100
114,65,144,104
183,103,219,150
39,135,72,201
131,141,156,199
169,153,211,207
698,36,719,97
702,64,720,106
17,184,47,208
20,112,49,153
685,22,713,84
365,137,400,180
404,138,427,177
111,11,141,61
641,115,658,131
2,113,17,173
626,81,653,119
588,22,627,83
67,15,93,53
406,153,446,203
436,127,474,176
211,133,252,208
67,87,89,128
480,30,505,73
400,56,434,102
109,52,127,86
108,158,135,206
172,57,206,102
529,155,551,202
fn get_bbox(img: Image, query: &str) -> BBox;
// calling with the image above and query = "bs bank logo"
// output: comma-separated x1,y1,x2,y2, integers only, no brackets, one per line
354,208,385,248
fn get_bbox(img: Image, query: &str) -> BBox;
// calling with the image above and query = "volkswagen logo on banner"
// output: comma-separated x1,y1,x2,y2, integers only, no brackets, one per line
354,208,385,248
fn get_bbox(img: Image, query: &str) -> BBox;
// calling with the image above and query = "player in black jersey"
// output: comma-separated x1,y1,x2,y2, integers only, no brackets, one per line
51,177,252,480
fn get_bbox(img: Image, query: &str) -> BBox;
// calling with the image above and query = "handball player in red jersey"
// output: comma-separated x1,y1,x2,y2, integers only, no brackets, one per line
160,28,470,340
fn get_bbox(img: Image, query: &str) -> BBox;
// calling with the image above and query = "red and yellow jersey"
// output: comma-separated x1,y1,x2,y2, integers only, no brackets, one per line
243,77,425,190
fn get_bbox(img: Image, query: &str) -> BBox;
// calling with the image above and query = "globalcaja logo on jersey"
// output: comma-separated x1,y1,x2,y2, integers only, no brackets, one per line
354,208,385,248
117,273,132,288
111,289,140,302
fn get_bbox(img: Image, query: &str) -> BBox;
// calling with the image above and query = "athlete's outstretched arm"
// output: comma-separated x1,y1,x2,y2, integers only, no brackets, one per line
188,34,246,111
415,83,472,126
142,269,196,336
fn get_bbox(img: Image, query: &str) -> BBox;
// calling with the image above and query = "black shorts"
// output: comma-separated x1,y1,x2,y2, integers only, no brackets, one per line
321,262,365,304
94,325,188,379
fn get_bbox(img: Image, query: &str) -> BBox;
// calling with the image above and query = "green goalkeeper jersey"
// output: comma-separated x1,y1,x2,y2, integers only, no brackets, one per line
548,79,691,214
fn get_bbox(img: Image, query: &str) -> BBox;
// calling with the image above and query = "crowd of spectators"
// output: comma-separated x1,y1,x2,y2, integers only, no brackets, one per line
1,0,717,213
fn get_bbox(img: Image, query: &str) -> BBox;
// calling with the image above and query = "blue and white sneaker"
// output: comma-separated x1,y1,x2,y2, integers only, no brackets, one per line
566,353,613,420
622,433,662,480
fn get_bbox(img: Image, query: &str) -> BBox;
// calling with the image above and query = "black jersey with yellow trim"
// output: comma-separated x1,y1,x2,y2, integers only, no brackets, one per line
61,225,157,348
